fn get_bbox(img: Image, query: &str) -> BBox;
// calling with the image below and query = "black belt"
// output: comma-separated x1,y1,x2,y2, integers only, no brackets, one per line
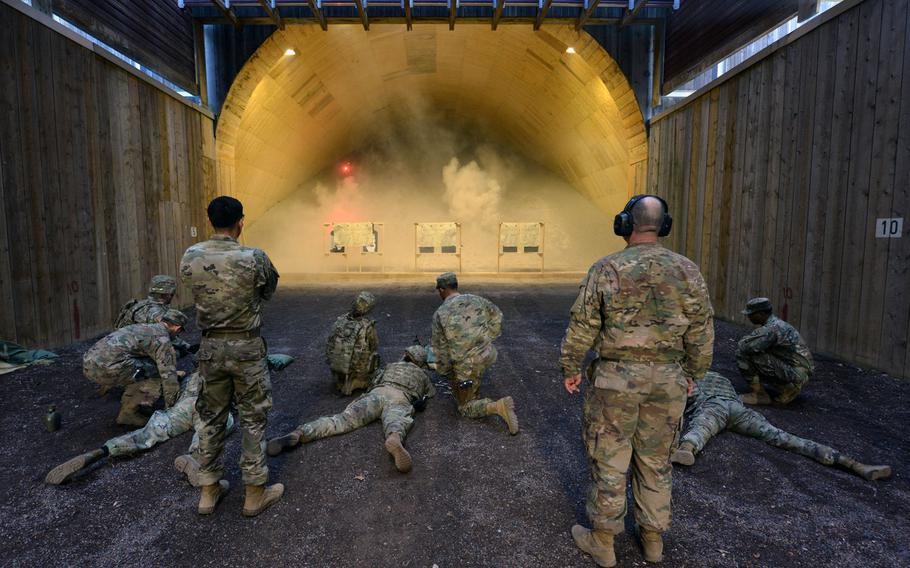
598,357,680,364
202,328,260,339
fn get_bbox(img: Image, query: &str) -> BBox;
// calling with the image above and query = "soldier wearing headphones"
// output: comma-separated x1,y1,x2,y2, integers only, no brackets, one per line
559,195,715,567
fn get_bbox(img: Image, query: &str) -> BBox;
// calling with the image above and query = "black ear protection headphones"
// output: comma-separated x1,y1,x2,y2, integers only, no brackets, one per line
613,194,673,237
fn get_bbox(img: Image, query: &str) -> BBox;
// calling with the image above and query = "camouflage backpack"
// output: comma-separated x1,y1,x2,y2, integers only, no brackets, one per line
326,315,374,375
113,299,141,329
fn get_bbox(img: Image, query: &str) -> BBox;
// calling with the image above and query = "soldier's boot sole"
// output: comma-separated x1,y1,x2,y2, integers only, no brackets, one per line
242,483,284,517
494,396,520,435
384,433,412,473
857,464,892,481
45,449,105,485
198,480,229,515
266,431,302,457
571,525,616,568
174,454,201,487
639,529,664,563
670,447,695,466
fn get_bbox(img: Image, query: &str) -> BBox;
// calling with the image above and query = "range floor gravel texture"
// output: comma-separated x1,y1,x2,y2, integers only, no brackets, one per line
1,283,907,567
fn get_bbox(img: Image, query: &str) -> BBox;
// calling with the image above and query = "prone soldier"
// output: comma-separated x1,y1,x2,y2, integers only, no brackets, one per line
326,291,380,395
737,298,814,405
431,272,518,435
83,309,188,427
267,346,435,473
672,371,890,480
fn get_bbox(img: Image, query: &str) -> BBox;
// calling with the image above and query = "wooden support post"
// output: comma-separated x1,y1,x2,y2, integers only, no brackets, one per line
449,0,456,30
211,0,240,28
797,0,818,22
404,0,412,30
258,0,283,29
620,0,647,27
352,0,369,30
576,0,602,31
492,0,506,31
534,0,553,31
307,0,327,30
193,21,208,106
651,18,664,109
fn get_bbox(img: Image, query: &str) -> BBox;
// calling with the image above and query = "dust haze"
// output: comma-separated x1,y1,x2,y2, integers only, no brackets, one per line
244,99,617,273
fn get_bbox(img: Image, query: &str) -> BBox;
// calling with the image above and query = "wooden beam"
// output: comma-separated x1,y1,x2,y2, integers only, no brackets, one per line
352,0,369,30
404,0,412,30
192,15,660,26
492,0,506,30
620,0,647,27
449,0,456,30
193,21,209,106
575,0,601,31
307,0,327,30
258,0,283,28
797,0,818,22
212,0,240,28
534,0,553,31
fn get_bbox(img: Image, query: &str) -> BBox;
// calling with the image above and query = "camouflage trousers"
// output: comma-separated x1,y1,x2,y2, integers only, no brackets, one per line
104,394,235,458
583,361,687,535
301,385,414,441
448,367,496,419
195,337,272,486
735,351,809,404
84,358,166,411
680,398,835,464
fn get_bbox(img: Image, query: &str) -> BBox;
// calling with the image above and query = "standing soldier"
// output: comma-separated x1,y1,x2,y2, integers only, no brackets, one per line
736,297,814,405
180,196,283,517
560,195,714,567
83,309,188,426
671,371,890,480
326,291,380,395
431,272,518,435
267,346,435,473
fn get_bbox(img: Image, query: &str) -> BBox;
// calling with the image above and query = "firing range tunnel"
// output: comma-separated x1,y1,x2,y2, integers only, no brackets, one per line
216,25,648,273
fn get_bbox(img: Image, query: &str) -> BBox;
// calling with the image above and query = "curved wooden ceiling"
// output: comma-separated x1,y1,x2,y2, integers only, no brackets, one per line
216,24,647,222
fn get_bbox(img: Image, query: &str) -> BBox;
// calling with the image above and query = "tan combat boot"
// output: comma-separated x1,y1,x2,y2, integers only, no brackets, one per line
174,454,202,487
384,432,413,473
198,480,230,515
45,449,106,485
266,430,302,457
487,396,519,435
739,382,771,405
571,525,616,567
242,483,285,517
835,454,892,481
639,528,663,563
671,442,696,466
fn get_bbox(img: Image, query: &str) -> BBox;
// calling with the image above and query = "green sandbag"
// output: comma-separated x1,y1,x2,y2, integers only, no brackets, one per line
0,341,58,365
266,353,295,371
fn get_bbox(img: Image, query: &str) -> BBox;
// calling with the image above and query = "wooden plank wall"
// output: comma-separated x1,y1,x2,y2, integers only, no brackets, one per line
0,2,217,348
647,0,910,379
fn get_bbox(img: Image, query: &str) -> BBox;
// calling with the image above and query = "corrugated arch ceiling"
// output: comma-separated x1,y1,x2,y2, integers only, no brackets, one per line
216,24,647,223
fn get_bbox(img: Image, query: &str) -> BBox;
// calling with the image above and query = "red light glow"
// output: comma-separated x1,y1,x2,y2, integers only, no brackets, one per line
340,162,353,176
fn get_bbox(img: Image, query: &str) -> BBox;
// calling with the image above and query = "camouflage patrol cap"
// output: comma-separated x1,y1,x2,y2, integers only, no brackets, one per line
742,297,773,315
161,309,188,328
149,275,177,295
351,291,377,316
436,272,458,289
404,345,428,365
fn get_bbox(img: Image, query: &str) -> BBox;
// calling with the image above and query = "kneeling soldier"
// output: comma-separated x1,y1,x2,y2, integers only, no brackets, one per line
83,309,188,426
267,346,435,473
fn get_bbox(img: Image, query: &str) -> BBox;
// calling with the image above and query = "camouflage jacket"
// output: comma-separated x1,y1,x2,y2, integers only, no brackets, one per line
559,243,714,380
179,235,279,331
83,323,178,383
372,361,436,402
114,297,168,329
431,293,503,378
737,315,814,372
690,371,739,407
325,313,379,375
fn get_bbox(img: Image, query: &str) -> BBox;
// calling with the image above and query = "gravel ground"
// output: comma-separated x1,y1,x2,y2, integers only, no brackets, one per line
0,282,907,568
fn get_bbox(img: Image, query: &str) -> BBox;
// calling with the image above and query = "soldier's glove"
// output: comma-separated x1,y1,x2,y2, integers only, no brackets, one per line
413,396,429,412
162,378,181,408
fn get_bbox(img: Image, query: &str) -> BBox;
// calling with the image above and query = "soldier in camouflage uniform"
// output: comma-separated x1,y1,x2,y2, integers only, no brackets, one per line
268,346,435,473
431,272,518,435
83,309,188,427
180,196,283,517
45,355,294,486
560,196,713,567
736,298,814,405
671,371,890,480
114,275,195,357
326,291,380,395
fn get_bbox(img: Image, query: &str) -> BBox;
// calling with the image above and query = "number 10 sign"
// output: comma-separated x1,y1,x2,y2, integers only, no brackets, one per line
876,218,904,238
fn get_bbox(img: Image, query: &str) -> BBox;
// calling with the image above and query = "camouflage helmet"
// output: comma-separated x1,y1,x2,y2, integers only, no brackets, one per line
436,272,458,289
351,291,377,316
160,309,188,328
149,275,177,296
403,345,428,366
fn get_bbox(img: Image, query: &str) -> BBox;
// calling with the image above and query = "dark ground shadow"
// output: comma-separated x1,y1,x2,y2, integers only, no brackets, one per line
0,283,907,567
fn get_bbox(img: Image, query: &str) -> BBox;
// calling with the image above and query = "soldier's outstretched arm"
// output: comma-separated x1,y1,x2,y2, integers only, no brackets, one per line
559,266,607,382
681,271,714,381
256,250,280,301
431,314,453,377
737,326,778,355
